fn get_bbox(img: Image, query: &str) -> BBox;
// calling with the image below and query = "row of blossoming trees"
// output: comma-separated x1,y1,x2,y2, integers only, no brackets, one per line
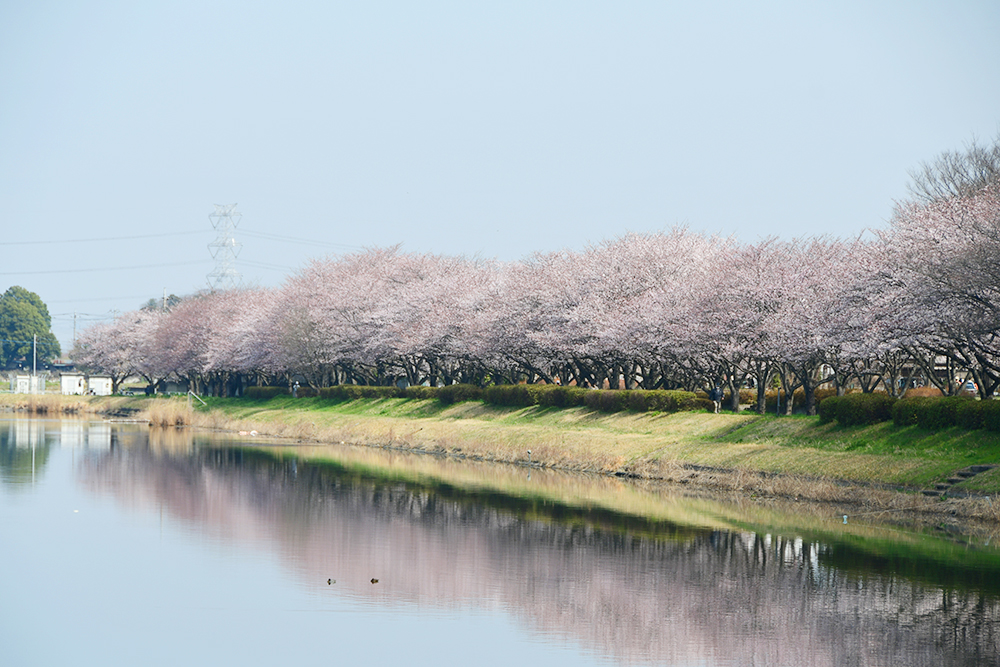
74,171,1000,416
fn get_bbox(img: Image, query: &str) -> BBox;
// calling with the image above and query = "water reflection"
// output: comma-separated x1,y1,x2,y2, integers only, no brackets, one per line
63,424,1000,666
0,419,54,486
0,418,118,488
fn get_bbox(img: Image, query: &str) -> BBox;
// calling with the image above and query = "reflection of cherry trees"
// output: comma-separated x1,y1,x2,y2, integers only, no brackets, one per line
72,185,1000,406
79,441,1000,666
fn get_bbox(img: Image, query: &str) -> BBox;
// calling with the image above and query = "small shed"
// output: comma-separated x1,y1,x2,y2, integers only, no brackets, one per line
11,374,45,394
61,373,87,395
87,376,113,396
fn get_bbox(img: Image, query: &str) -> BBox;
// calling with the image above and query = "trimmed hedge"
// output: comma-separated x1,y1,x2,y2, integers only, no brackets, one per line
245,386,287,399
535,386,589,408
627,389,701,413
893,396,931,427
692,397,716,412
817,393,896,426
437,384,483,404
985,401,1000,432
956,400,987,430
318,385,403,401
248,382,930,423
483,384,542,407
920,396,973,430
483,385,701,414
891,396,1000,431
584,389,630,413
953,399,1000,431
243,383,717,415
403,385,439,400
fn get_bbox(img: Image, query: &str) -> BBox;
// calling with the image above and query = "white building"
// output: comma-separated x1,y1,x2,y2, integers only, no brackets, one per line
61,372,87,395
11,374,45,394
87,376,113,396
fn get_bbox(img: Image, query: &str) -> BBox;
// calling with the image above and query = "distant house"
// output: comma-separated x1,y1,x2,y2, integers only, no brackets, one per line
61,372,87,395
87,376,113,396
61,372,112,396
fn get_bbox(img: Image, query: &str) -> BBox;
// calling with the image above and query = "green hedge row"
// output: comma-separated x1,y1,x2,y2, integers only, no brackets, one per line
892,396,1000,431
813,394,1000,431
248,383,756,416
318,385,402,400
483,384,586,407
436,384,483,404
402,386,439,400
481,385,705,413
586,389,705,413
245,386,287,399
818,393,897,426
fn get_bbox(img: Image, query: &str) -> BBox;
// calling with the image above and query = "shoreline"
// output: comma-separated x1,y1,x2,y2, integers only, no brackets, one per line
3,393,999,526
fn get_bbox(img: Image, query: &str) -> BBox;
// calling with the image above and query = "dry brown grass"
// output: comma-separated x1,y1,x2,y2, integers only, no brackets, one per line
903,386,944,397
140,399,194,426
0,393,93,414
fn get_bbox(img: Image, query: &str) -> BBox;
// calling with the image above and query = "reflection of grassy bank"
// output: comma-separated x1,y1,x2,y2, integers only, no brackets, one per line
245,441,1000,595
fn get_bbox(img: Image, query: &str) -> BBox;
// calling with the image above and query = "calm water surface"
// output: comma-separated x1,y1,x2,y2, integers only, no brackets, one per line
1,418,999,666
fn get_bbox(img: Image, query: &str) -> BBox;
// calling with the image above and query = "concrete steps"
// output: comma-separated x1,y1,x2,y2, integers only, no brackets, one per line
922,465,996,497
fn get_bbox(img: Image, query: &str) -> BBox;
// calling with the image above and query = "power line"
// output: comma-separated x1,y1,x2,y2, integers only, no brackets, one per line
0,230,204,246
47,295,155,304
51,313,109,321
0,260,209,276
239,229,364,250
241,259,297,272
0,227,367,250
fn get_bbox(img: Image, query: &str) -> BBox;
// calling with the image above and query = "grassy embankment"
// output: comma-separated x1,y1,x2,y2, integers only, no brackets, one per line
187,395,1000,496
5,392,1000,499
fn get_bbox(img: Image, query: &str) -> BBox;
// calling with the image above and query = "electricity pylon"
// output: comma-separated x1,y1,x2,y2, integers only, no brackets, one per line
207,203,242,291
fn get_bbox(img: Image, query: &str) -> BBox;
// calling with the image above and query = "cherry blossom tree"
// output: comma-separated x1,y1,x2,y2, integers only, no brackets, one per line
882,186,1000,399
908,133,1000,203
72,310,162,393
70,160,1000,406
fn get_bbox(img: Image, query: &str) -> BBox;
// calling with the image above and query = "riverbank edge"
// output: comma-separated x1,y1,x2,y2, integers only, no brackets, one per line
3,393,998,523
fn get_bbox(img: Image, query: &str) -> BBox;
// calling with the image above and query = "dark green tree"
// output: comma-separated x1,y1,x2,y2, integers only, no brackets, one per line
0,286,61,368
140,293,182,312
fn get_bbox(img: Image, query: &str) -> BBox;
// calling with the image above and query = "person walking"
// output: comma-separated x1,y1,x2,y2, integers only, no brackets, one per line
709,384,723,414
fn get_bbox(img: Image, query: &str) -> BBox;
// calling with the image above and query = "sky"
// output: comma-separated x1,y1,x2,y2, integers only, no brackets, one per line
1,0,999,353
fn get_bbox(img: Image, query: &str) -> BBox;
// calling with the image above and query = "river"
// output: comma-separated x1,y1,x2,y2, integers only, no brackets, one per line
1,417,998,666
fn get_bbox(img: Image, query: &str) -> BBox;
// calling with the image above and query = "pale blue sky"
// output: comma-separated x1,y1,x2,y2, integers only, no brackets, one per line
1,0,998,351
